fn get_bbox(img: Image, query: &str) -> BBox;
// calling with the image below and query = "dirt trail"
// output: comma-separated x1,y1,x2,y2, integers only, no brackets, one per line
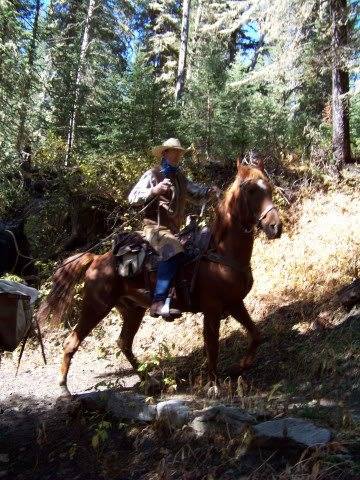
0,312,211,480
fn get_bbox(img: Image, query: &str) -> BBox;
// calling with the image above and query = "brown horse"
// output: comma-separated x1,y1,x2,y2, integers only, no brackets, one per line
38,161,282,395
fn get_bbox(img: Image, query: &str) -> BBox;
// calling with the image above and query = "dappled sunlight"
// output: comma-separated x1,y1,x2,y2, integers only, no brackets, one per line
249,187,359,309
126,185,360,366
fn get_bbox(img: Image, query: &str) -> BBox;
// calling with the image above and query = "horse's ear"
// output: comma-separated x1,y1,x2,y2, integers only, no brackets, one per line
253,158,265,172
236,157,246,174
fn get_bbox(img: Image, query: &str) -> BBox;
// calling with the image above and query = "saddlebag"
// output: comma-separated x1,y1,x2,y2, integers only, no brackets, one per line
0,291,32,352
116,246,146,277
112,232,148,278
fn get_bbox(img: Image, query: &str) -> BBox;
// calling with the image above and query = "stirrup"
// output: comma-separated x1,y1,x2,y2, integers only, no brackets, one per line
150,298,182,321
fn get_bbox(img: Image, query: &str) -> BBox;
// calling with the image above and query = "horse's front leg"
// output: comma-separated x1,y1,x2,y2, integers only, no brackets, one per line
229,301,262,376
203,312,221,382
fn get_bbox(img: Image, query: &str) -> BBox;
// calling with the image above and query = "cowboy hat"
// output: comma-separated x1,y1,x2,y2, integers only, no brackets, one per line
151,138,189,159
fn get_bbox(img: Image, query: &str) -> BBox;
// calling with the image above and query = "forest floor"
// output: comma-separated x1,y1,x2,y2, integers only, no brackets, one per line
1,172,360,480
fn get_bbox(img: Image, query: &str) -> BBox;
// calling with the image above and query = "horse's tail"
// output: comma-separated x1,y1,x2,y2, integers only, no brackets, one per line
37,253,95,326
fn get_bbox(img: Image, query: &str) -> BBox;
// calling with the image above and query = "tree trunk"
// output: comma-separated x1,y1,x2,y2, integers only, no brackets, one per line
228,30,238,65
187,0,202,81
331,0,352,165
65,0,96,165
16,0,41,154
248,33,265,71
175,0,191,101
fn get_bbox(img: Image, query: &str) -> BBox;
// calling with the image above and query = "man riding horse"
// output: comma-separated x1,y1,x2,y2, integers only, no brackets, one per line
128,138,219,320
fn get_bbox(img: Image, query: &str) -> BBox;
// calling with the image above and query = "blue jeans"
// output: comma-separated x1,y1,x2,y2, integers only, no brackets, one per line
153,252,185,302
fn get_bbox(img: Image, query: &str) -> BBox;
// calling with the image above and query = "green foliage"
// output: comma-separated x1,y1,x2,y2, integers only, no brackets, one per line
85,52,179,153
73,151,153,202
22,135,155,259
138,342,177,392
350,92,360,156
0,0,358,265
0,160,30,216
90,414,111,453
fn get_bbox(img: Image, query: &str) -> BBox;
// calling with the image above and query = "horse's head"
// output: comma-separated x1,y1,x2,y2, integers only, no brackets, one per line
234,159,282,239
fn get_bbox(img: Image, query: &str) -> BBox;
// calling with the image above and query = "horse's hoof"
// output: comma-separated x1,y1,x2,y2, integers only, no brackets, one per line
59,384,72,399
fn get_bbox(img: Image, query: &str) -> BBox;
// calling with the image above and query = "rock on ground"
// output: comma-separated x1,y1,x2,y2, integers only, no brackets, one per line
156,399,191,428
252,417,332,448
189,405,256,438
78,390,157,421
337,279,360,309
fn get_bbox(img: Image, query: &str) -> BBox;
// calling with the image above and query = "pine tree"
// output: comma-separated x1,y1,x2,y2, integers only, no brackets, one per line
16,0,42,154
0,0,29,158
331,0,352,165
47,0,133,162
144,0,181,88
65,0,97,165
175,0,191,100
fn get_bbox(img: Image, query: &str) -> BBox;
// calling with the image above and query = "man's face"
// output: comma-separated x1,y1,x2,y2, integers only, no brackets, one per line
164,148,183,166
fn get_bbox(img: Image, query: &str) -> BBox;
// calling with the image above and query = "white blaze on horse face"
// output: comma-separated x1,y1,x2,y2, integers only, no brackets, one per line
257,179,268,191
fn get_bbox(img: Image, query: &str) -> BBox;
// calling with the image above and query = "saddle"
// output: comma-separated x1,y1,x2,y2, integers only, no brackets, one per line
112,218,211,278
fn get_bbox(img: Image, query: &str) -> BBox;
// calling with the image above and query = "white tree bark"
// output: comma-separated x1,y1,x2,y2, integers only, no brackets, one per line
187,0,203,81
175,0,191,101
65,0,96,165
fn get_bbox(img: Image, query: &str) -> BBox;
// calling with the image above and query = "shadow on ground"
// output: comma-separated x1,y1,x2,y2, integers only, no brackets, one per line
158,299,360,413
1,300,360,480
1,388,359,480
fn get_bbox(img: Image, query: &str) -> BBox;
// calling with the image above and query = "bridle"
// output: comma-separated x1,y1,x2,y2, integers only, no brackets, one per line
238,179,277,234
257,203,277,225
5,229,35,277
198,177,279,278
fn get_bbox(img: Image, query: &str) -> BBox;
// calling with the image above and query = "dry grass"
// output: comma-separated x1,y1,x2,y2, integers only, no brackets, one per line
249,185,359,308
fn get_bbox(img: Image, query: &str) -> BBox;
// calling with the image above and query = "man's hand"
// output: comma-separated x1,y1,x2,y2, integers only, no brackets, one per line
151,179,172,196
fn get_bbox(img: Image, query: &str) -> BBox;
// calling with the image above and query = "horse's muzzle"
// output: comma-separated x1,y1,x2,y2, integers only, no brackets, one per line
260,209,282,239
266,222,282,239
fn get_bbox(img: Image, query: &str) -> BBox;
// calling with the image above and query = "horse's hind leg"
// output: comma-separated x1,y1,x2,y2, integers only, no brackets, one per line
203,311,221,382
59,292,113,396
229,302,262,375
116,305,145,378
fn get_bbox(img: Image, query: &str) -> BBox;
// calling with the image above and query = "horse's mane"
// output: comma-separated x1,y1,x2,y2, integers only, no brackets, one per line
212,165,263,245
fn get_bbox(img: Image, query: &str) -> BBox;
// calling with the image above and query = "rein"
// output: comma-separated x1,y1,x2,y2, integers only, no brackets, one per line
204,249,251,273
258,204,276,224
200,182,277,275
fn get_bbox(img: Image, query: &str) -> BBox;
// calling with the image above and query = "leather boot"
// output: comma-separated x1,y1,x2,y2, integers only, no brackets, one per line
149,299,182,321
